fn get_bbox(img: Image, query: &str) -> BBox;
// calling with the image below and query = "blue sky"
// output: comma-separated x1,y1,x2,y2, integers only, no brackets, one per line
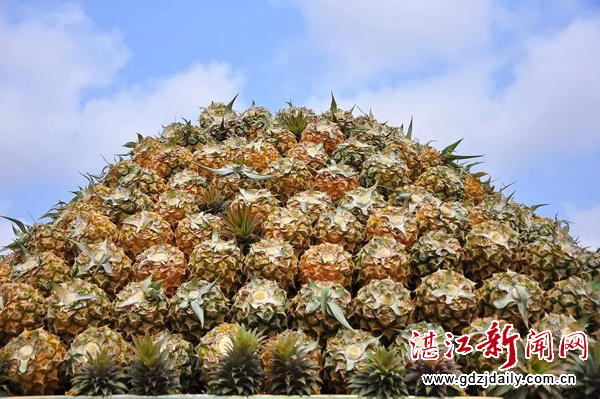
1,0,600,248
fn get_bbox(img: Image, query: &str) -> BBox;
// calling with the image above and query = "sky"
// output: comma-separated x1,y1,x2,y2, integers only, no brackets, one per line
1,0,600,249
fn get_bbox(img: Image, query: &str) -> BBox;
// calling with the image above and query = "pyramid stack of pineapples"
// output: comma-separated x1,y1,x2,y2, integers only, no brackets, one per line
0,95,598,398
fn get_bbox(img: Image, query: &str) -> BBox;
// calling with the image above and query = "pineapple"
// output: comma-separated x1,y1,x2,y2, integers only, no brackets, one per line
382,138,422,180
299,243,354,289
200,161,272,199
312,207,364,253
411,230,463,277
532,313,581,338
463,220,520,281
199,97,246,142
167,168,208,196
262,332,321,395
300,119,345,155
129,334,181,395
263,207,312,251
46,279,113,341
355,237,410,287
324,95,356,132
564,339,600,398
348,126,388,150
232,278,289,334
349,347,409,399
73,239,132,295
160,119,214,148
286,189,334,225
67,210,118,244
287,141,329,173
415,200,470,239
262,157,313,201
414,165,465,200
390,321,446,362
241,103,273,135
245,238,298,291
276,103,315,139
360,152,411,195
118,211,174,258
291,280,353,339
339,188,386,226
1,218,70,259
415,269,478,332
169,279,229,342
331,137,376,171
206,326,264,396
195,322,240,378
0,328,67,395
113,278,170,339
580,247,600,281
69,348,127,396
239,140,279,172
103,160,167,201
313,161,360,201
477,270,544,328
99,186,153,223
461,317,510,374
257,125,297,154
154,189,199,225
123,134,165,165
0,259,10,284
50,184,111,230
175,212,223,256
10,251,71,296
470,193,535,234
135,144,194,179
132,243,187,296
0,283,46,345
192,143,233,177
544,276,600,330
323,329,380,394
66,326,132,379
364,205,419,247
151,331,196,392
229,188,282,222
350,278,415,342
188,233,244,296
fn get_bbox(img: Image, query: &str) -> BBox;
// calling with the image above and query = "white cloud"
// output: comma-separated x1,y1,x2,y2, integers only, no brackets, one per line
564,203,600,249
0,4,244,248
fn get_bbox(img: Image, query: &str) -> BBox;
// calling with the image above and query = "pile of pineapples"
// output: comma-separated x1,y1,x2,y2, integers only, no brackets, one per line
0,96,599,398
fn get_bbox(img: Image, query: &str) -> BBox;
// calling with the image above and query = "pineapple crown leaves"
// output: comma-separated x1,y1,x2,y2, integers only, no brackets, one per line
207,326,265,396
264,334,321,396
197,160,276,180
0,215,31,251
122,132,147,150
349,347,409,399
117,277,164,308
427,270,476,304
196,186,228,214
70,348,128,397
305,280,354,332
73,239,114,275
564,339,600,398
438,138,483,166
278,105,310,137
221,204,263,244
129,334,181,395
494,278,536,327
185,278,219,328
318,159,359,178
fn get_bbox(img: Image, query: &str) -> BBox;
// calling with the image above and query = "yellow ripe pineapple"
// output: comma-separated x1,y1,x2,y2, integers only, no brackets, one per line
355,237,410,287
169,279,229,342
99,186,153,223
415,269,478,332
103,160,167,201
411,230,463,278
414,165,465,201
0,258,10,284
133,244,188,296
364,206,419,247
323,329,380,394
232,278,289,334
66,326,133,379
300,119,345,154
167,169,208,196
135,144,194,179
124,134,166,165
464,173,488,204
239,140,279,172
67,210,118,244
0,282,47,345
256,125,297,154
360,152,411,195
350,278,415,342
287,142,329,173
192,143,233,178
230,188,282,222
1,218,71,260
73,239,132,295
291,280,353,339
0,328,67,395
299,243,354,289
312,207,364,253
263,157,313,202
10,251,72,296
313,162,360,201
415,200,470,239
188,232,244,296
118,211,174,258
338,186,386,224
46,279,113,341
51,183,111,229
245,238,298,291
113,277,170,340
195,322,241,378
382,138,423,179
175,212,223,256
263,207,312,251
154,189,199,225
286,190,334,226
